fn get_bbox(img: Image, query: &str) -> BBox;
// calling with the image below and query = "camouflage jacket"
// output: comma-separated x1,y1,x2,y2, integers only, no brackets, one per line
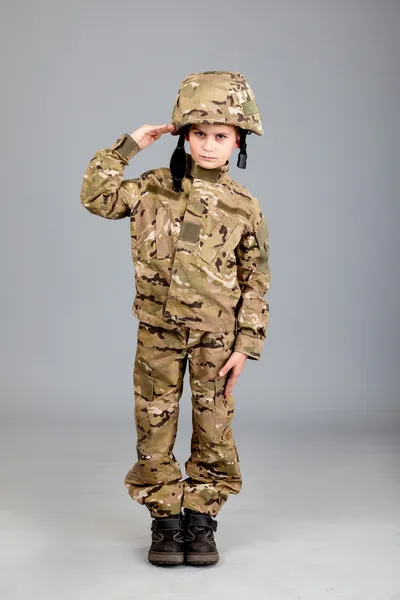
80,133,271,360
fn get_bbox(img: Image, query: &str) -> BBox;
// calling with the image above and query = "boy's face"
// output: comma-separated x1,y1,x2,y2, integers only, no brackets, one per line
184,123,240,169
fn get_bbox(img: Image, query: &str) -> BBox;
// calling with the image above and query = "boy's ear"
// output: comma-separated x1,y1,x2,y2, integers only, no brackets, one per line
234,127,240,148
184,125,190,142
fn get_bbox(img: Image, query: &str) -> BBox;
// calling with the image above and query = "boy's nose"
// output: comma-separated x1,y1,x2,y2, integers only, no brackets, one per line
203,143,215,153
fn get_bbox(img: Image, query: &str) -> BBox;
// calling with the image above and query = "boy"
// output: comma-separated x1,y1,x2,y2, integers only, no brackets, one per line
80,71,271,567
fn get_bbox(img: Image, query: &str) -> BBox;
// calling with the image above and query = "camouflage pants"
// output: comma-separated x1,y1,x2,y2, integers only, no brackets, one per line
124,321,242,517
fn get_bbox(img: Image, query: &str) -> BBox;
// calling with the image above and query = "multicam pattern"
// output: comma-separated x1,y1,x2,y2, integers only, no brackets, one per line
171,71,264,136
124,322,242,517
80,133,271,360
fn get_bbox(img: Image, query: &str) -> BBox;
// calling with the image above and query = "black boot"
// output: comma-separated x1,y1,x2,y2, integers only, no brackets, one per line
184,509,219,565
148,514,185,566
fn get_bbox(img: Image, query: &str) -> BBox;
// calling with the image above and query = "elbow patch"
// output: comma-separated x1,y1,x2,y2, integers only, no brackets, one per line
254,217,269,273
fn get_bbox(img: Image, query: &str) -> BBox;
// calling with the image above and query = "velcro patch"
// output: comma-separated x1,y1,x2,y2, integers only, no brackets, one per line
112,134,138,159
242,99,259,116
179,221,201,243
255,216,269,249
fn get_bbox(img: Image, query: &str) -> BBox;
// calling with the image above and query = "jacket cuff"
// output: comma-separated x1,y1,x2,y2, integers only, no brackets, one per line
110,133,140,161
234,333,264,360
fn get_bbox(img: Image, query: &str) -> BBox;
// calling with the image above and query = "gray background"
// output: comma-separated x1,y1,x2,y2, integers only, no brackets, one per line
1,1,399,599
1,0,399,424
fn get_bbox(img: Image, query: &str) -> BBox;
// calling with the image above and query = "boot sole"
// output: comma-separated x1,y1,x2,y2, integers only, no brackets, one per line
148,551,184,566
185,551,219,565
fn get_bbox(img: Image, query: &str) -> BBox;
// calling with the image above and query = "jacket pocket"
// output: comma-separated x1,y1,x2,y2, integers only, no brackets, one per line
135,202,156,261
135,203,172,261
197,214,241,271
156,206,172,259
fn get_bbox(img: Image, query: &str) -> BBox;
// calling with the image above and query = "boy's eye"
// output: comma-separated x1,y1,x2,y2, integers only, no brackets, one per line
194,131,226,139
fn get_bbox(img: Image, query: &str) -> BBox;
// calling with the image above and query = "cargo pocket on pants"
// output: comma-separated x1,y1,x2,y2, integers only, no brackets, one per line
133,365,154,436
134,364,178,439
193,375,234,446
213,375,235,444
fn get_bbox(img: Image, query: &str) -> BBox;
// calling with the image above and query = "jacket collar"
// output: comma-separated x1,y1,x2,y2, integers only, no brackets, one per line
185,153,230,184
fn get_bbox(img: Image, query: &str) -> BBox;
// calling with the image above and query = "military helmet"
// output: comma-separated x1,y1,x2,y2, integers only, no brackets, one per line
171,71,263,136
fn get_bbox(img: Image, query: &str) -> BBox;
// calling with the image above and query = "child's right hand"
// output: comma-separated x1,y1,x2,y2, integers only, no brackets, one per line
130,124,176,151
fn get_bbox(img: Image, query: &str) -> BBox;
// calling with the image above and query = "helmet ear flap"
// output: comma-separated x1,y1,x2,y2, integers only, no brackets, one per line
169,126,188,192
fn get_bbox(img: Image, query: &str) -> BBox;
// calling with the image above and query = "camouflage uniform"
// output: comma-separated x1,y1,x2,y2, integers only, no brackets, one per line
80,71,271,517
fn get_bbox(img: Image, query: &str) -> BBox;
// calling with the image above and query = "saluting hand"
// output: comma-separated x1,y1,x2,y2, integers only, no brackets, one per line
219,352,248,399
130,123,176,151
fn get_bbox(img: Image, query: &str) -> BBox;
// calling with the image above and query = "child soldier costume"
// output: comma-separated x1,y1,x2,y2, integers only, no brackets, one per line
80,71,271,566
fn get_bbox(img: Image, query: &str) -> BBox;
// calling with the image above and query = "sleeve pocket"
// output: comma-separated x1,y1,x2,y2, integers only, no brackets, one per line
254,216,269,274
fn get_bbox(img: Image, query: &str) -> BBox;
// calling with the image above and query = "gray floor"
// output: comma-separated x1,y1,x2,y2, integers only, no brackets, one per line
1,414,399,600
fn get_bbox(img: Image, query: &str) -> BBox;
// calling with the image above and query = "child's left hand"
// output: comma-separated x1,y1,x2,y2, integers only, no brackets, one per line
218,352,248,399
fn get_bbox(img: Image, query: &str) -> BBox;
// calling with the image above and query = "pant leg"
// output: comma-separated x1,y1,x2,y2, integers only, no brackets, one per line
124,321,187,517
182,330,242,516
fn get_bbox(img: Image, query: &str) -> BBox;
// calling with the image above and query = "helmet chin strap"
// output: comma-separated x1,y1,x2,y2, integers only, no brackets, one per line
170,126,250,188
169,128,188,192
237,129,249,169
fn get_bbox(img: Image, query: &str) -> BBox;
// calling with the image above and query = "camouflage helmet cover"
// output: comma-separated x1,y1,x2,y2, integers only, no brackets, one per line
171,71,264,136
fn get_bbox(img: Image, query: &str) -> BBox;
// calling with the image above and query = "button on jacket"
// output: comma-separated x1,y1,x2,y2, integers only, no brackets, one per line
80,133,271,360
